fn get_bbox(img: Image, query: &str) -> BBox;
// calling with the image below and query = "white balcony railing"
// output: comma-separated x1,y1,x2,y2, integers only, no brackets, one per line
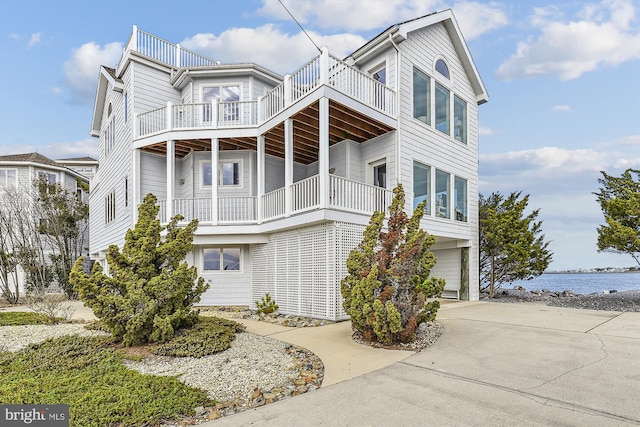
125,26,218,69
155,175,392,225
135,47,396,139
329,175,391,214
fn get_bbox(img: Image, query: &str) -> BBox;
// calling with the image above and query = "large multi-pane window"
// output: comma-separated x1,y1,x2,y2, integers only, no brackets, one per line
413,162,431,214
435,169,450,219
413,59,468,144
454,95,467,144
454,176,468,222
435,82,450,135
203,247,240,271
413,67,430,125
0,169,16,189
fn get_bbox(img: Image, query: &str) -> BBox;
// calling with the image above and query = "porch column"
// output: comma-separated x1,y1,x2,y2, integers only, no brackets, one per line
132,148,141,224
257,135,265,223
211,138,219,225
284,118,293,217
166,140,175,220
319,97,329,209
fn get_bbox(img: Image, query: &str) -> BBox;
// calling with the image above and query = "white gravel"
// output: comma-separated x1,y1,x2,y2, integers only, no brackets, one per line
123,332,297,404
0,324,108,352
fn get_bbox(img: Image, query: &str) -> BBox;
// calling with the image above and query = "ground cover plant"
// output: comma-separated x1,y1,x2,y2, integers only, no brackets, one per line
0,315,243,425
0,311,51,326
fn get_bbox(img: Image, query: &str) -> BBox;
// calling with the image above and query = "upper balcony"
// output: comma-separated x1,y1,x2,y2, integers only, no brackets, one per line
129,27,397,151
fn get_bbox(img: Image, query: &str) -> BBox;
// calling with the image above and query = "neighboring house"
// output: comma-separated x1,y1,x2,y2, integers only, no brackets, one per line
57,157,99,180
0,152,90,294
88,9,488,320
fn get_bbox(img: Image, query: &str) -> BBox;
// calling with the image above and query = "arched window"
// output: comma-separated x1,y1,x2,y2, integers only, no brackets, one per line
435,59,450,80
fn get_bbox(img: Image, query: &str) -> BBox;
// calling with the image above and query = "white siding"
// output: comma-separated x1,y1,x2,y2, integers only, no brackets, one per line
395,22,480,299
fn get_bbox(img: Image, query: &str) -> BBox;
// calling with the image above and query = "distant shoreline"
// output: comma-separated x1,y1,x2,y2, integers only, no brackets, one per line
545,270,639,274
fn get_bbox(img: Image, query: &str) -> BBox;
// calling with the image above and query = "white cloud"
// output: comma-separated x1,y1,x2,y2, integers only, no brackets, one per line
551,104,573,112
620,135,640,145
27,32,42,48
255,0,507,39
62,41,123,104
451,1,509,40
479,126,496,135
497,0,640,81
9,33,20,41
49,87,63,95
181,24,366,74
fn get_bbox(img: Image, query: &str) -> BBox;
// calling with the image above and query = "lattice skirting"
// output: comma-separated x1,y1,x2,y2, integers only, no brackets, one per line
251,221,365,321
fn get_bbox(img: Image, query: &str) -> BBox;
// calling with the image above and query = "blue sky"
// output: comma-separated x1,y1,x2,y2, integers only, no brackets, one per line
0,0,639,270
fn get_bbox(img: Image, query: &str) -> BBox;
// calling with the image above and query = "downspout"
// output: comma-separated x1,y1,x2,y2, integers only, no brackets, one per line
389,33,401,188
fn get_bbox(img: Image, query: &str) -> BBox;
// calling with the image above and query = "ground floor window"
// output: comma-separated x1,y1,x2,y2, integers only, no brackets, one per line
203,247,240,271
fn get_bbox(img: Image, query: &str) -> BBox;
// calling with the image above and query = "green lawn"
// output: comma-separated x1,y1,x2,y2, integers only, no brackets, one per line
0,314,244,426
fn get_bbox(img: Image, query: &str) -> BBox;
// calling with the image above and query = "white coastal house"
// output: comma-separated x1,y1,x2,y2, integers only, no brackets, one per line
88,9,488,320
0,153,90,295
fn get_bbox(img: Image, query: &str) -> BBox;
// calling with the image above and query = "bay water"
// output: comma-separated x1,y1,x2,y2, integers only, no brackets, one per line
507,272,640,295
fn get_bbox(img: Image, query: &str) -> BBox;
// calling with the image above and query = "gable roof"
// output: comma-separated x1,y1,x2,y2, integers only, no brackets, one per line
347,9,488,105
90,66,123,137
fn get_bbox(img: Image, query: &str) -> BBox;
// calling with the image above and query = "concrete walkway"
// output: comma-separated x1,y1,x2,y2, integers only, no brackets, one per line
206,301,640,426
4,300,639,425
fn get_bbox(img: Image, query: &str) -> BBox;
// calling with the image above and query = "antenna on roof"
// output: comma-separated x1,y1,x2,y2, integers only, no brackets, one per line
278,0,322,53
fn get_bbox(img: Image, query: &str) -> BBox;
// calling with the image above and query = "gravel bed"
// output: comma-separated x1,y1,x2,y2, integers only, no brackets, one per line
123,333,297,404
482,288,640,312
0,323,108,352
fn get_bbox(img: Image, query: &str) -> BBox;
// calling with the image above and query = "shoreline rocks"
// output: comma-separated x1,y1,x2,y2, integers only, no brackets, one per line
481,288,640,312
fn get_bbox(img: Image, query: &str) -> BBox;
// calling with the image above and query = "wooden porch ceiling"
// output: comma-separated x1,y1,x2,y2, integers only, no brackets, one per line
141,99,395,164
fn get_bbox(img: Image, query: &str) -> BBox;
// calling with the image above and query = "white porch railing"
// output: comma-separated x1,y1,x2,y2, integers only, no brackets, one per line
291,175,320,213
262,187,286,219
330,175,391,214
155,175,391,225
174,198,213,222
218,197,256,223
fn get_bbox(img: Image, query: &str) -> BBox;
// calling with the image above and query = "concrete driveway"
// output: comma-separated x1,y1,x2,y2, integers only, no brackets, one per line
207,301,640,426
